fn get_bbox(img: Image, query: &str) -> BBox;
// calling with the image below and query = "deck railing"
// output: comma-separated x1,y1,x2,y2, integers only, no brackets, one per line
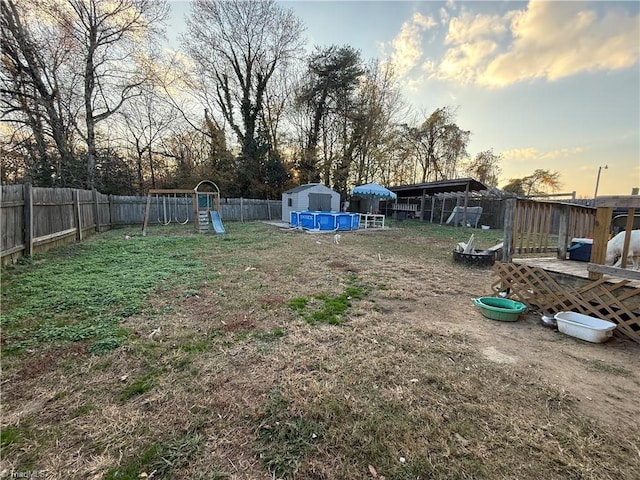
588,196,640,281
502,198,596,262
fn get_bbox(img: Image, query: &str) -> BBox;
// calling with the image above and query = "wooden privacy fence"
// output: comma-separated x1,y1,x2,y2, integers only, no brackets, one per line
1,184,110,263
1,184,282,264
502,198,596,262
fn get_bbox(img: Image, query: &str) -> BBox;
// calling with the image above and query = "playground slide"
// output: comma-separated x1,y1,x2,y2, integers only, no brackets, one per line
209,210,226,234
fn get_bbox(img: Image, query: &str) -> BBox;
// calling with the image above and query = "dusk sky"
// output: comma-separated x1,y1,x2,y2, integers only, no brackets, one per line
168,1,640,198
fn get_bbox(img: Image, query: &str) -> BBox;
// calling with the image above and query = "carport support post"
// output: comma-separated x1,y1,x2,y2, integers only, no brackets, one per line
420,189,426,221
462,181,470,227
430,196,435,223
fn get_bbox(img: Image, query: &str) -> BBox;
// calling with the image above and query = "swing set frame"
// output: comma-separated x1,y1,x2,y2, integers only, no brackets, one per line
142,181,221,236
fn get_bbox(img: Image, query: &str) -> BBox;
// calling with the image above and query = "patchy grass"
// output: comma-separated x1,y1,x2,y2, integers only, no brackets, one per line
288,275,369,325
1,426,20,452
255,389,321,478
105,430,205,480
1,229,208,356
118,370,160,402
1,221,638,479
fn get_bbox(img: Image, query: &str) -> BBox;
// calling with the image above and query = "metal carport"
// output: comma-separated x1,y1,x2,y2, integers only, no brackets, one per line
388,178,488,224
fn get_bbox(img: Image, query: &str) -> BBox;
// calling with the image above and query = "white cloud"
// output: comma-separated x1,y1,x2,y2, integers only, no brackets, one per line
429,1,640,87
414,12,437,30
437,39,498,84
445,11,507,45
439,7,450,26
501,147,540,161
502,146,588,162
388,12,437,77
540,146,586,160
482,2,639,87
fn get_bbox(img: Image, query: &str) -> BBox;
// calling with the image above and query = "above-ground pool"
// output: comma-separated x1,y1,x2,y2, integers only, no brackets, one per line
290,211,360,231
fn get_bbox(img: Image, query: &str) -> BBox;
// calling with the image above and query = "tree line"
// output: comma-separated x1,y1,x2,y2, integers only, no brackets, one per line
1,0,556,198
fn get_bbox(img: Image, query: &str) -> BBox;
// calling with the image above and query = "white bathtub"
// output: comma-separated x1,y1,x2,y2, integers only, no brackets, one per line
554,312,617,343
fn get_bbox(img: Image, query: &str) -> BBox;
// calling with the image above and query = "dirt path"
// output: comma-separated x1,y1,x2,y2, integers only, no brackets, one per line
417,293,640,428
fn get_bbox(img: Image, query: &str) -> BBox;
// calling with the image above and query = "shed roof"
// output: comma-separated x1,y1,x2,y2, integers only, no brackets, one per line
283,183,333,194
389,178,487,198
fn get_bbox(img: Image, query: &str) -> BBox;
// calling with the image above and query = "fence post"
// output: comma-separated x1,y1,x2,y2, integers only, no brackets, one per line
108,194,114,229
240,197,244,222
589,205,613,280
267,200,272,220
23,183,33,257
557,204,571,260
92,188,100,232
73,189,82,242
502,198,516,263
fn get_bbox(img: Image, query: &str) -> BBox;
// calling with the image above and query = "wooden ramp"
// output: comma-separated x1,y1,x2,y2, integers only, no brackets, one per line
492,262,640,344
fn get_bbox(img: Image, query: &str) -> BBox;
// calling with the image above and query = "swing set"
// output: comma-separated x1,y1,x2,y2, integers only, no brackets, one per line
142,181,223,236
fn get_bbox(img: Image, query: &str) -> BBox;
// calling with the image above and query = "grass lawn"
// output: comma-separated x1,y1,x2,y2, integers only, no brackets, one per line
1,221,638,479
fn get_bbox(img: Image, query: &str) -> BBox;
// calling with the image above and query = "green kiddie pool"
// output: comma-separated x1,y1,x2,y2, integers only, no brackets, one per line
473,297,526,322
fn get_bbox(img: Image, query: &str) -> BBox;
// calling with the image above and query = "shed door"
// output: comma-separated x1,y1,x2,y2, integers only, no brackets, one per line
308,193,332,211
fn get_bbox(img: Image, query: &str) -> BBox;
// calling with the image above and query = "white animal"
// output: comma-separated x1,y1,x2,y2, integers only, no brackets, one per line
333,233,341,245
605,230,640,269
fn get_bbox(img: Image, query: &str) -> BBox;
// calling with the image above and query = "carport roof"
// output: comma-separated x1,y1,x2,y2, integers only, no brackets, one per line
389,178,487,198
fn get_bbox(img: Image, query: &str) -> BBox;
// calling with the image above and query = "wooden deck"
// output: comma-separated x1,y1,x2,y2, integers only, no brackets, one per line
493,260,640,344
512,257,640,288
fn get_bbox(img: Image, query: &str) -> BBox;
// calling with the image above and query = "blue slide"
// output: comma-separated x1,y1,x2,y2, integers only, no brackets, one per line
209,210,226,234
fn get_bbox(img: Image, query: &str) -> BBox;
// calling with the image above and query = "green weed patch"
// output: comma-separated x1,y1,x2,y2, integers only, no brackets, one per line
119,370,160,402
255,390,321,478
288,275,368,325
1,426,20,453
105,431,205,480
1,233,207,355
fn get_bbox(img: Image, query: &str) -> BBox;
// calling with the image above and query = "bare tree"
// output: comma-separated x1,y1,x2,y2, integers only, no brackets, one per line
402,107,470,183
463,149,502,187
117,85,177,192
1,0,168,189
184,0,304,187
346,60,404,190
259,66,295,156
53,0,168,189
1,0,77,185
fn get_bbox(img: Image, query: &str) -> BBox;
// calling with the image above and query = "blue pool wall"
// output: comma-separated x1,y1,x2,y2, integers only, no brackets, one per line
290,211,360,231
